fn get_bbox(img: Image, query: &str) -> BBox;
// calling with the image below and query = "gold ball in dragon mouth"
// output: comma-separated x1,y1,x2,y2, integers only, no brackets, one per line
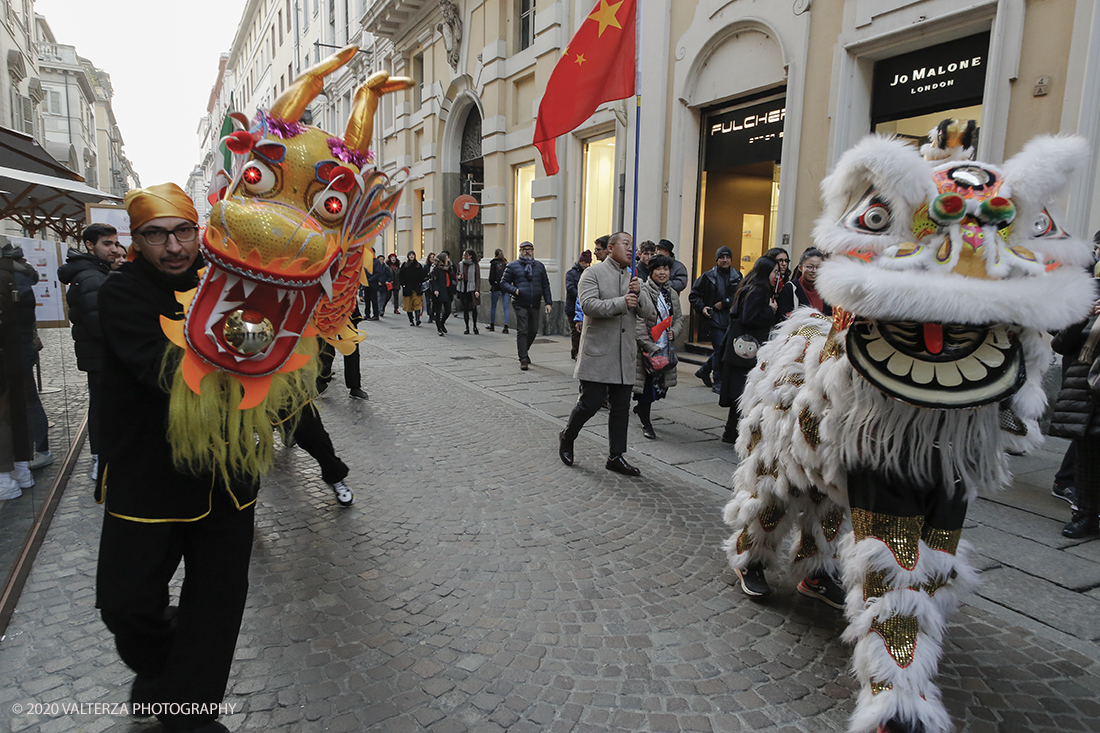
223,309,275,355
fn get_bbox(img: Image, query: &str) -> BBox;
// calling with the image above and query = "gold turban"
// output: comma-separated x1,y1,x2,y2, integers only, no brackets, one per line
125,183,198,231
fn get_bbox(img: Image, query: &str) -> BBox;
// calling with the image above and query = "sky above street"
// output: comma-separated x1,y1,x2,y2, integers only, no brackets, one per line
36,0,247,189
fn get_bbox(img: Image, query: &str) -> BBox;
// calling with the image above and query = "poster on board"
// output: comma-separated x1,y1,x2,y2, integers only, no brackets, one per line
85,203,131,252
8,236,65,327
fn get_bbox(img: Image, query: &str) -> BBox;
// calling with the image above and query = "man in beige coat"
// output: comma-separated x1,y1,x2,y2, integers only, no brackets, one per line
559,231,653,475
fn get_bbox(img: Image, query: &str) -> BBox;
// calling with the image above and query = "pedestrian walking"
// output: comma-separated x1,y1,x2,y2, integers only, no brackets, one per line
500,241,552,370
565,250,592,358
457,248,481,335
688,246,742,392
486,248,509,332
431,251,455,336
633,255,682,440
719,255,781,444
399,250,425,326
558,232,653,475
386,253,401,314
423,252,436,323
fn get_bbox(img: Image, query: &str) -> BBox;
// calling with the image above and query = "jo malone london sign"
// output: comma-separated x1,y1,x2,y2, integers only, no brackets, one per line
872,32,990,124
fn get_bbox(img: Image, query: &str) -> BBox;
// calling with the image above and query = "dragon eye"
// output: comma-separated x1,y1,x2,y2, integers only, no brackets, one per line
241,162,276,194
858,204,890,231
1031,209,1067,239
314,190,348,222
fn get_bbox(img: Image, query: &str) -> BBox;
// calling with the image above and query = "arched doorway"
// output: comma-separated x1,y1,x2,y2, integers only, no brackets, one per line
459,107,483,257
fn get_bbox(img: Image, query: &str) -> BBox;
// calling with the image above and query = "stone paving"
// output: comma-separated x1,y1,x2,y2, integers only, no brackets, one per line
1,313,1099,732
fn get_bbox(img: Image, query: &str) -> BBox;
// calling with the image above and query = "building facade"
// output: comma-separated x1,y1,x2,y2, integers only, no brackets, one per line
193,0,1100,336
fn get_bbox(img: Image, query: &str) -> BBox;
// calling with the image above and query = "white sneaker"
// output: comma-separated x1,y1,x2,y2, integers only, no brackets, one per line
0,473,22,500
330,480,354,507
12,461,33,488
29,451,54,470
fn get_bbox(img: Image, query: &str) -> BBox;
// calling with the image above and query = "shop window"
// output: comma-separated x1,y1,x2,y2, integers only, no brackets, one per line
514,163,535,256
581,134,616,257
413,53,425,111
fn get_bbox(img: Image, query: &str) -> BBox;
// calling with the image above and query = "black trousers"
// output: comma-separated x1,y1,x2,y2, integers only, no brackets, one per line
97,490,254,728
87,370,102,455
1073,437,1100,516
317,341,361,392
434,298,452,328
515,305,540,360
562,380,632,456
293,403,349,485
362,286,377,318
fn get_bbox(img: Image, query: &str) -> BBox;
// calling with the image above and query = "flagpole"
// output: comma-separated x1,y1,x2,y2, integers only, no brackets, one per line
630,0,642,278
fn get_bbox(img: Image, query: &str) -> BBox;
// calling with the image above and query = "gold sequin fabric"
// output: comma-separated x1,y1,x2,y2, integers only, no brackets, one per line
776,373,805,387
819,331,845,362
747,429,762,454
864,570,891,601
922,526,961,554
794,533,819,561
870,615,919,667
852,509,924,570
758,503,785,532
809,487,827,504
870,680,894,696
757,460,779,478
821,507,845,541
735,530,752,555
798,408,821,448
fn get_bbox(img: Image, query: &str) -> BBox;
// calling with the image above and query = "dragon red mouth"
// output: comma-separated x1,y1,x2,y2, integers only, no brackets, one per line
184,259,337,376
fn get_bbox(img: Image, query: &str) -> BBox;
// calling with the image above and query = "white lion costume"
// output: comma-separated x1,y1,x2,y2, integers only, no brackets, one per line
723,132,1094,733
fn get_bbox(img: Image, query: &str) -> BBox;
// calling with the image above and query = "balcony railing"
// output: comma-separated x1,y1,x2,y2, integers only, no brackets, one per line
37,42,80,66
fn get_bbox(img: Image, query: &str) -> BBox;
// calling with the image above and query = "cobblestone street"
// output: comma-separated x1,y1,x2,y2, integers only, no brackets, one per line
2,316,1100,732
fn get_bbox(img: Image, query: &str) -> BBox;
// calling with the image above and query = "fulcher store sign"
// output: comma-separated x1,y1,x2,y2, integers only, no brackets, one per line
872,31,990,124
704,97,786,171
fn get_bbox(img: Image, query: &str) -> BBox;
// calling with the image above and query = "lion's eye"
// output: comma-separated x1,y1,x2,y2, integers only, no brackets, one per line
241,162,276,194
313,190,348,222
1031,209,1068,239
843,191,893,234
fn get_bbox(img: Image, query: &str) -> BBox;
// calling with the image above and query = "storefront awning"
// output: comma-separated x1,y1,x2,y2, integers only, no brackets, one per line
0,127,120,240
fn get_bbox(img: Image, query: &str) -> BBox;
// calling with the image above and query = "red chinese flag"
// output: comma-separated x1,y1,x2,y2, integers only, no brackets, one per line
533,0,637,176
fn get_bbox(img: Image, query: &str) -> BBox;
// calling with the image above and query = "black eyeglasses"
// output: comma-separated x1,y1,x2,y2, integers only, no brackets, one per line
137,225,199,246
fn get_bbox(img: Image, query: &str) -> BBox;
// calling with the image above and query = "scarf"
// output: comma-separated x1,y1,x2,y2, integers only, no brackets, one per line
799,275,824,311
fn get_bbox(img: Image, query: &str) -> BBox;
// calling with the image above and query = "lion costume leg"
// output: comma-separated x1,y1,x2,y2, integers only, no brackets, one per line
841,465,977,733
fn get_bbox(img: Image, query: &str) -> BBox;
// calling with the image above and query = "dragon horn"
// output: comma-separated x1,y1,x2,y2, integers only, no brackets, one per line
344,71,415,156
269,44,359,121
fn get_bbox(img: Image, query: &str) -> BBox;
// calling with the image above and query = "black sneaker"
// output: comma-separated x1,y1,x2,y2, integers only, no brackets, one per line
734,562,771,597
798,571,846,609
1052,481,1078,509
1063,511,1100,539
694,368,713,388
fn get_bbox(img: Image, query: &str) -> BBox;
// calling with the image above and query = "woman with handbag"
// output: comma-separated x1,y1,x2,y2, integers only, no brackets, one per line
718,256,782,444
422,252,436,323
457,248,481,335
430,252,455,336
1049,295,1100,538
633,255,683,439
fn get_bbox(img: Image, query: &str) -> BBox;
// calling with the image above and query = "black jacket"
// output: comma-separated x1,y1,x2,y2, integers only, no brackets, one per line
488,257,508,292
430,263,455,302
97,254,259,520
565,263,585,316
58,248,112,372
689,266,743,330
399,259,426,296
1050,317,1100,439
501,257,552,308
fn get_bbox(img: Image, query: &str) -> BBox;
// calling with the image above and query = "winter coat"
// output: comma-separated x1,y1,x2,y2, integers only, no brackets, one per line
97,254,259,520
488,256,508,292
457,259,480,294
666,258,689,293
1050,317,1100,439
367,257,389,288
791,276,831,317
718,287,780,407
565,262,585,317
689,266,743,330
501,256,552,308
634,277,682,393
58,248,112,372
0,249,38,374
399,259,426,296
430,263,455,302
574,257,654,384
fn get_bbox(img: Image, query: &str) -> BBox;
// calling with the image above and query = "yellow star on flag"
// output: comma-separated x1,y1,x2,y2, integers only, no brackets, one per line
588,0,624,38
574,53,587,66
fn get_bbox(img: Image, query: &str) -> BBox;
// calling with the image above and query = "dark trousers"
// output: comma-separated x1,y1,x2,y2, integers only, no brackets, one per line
703,325,727,379
1074,437,1100,517
293,403,349,485
97,491,254,729
87,371,101,455
376,288,389,317
317,342,361,392
722,368,751,440
562,380,632,456
434,298,452,329
1055,442,1077,486
362,286,377,318
570,323,582,359
515,305,540,360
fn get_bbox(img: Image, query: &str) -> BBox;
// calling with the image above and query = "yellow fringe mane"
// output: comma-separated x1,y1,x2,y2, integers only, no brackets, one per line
161,338,320,487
